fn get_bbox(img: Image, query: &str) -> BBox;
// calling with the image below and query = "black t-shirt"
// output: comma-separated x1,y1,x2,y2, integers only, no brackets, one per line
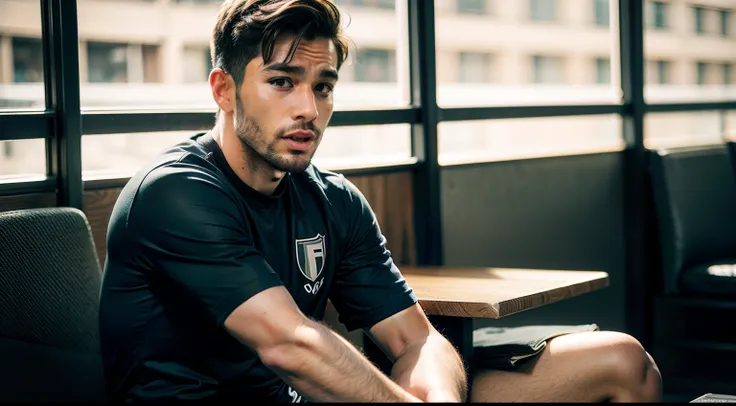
99,132,418,403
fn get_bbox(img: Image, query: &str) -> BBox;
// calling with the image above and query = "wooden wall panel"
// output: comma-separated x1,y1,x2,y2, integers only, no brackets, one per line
0,193,57,212
347,172,416,267
83,188,124,266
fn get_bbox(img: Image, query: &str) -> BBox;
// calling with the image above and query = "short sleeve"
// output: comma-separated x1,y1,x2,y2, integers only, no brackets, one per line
128,163,283,326
328,177,418,331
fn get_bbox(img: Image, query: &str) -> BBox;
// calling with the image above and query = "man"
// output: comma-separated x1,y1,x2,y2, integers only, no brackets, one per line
99,0,662,402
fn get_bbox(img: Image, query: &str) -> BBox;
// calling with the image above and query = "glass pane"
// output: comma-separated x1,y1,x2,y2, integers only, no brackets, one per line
83,124,412,178
313,124,412,168
76,0,409,110
0,139,46,180
725,110,736,141
457,0,488,15
645,110,730,149
594,0,610,26
438,115,623,165
435,0,620,107
645,1,736,102
83,131,192,179
0,0,45,110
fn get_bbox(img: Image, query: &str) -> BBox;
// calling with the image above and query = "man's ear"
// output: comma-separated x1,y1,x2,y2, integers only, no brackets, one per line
209,68,236,114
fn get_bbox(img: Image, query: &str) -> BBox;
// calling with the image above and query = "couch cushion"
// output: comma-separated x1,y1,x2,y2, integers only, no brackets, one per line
650,146,736,294
681,260,736,297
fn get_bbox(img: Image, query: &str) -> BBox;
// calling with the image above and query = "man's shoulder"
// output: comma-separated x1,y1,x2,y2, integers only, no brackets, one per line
113,134,233,215
296,164,365,206
132,134,225,187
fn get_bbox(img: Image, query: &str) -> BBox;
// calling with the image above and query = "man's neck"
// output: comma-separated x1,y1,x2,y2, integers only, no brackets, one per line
212,119,285,196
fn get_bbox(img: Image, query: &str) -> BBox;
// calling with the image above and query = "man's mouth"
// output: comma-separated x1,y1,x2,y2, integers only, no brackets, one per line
283,129,316,141
285,135,312,142
282,132,316,151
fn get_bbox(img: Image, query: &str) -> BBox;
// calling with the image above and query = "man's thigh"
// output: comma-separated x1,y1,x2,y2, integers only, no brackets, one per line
468,331,659,403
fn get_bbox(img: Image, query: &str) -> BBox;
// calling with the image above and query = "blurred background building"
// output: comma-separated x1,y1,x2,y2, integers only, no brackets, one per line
0,0,734,179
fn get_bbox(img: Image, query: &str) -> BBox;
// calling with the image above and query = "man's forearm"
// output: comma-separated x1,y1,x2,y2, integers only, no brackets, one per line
390,331,468,402
260,319,421,403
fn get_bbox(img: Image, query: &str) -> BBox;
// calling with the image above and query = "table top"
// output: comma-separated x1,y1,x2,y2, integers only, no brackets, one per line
398,265,610,319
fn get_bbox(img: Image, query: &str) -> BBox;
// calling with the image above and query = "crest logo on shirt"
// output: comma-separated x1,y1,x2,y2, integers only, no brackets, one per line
295,234,325,282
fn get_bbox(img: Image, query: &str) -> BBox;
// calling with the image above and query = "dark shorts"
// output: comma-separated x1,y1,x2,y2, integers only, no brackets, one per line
472,323,599,371
270,324,599,403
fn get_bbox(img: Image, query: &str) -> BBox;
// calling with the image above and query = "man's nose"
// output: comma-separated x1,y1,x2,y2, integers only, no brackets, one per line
291,86,319,123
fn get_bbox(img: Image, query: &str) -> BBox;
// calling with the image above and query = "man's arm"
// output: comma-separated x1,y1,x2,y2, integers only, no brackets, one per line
129,167,420,403
365,303,468,403
223,286,422,403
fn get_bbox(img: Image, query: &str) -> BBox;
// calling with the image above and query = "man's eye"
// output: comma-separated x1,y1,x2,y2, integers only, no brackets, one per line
269,78,293,88
315,83,334,95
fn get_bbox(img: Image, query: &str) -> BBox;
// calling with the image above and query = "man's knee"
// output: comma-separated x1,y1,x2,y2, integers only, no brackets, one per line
593,332,662,402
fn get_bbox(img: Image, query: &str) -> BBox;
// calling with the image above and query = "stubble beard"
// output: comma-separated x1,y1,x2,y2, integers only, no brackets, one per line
234,98,320,174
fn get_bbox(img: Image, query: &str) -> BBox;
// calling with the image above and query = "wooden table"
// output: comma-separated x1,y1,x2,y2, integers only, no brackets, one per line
363,265,610,375
402,266,610,319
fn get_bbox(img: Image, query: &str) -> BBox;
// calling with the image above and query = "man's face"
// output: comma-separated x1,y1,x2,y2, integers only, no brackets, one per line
234,35,339,173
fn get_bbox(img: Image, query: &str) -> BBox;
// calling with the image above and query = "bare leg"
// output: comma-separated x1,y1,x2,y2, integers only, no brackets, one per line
469,331,662,403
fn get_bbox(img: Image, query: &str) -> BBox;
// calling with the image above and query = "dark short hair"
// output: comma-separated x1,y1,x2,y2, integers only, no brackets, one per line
211,0,350,91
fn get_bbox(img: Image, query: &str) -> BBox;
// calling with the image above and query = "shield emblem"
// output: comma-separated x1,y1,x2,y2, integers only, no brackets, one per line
295,234,325,282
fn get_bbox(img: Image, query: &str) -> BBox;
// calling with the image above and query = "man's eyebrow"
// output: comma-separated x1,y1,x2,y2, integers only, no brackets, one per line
320,68,339,81
263,62,338,81
263,62,305,76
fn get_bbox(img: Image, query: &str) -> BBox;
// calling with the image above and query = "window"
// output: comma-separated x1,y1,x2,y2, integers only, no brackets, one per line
594,0,610,26
697,61,708,86
337,0,366,6
82,125,412,178
85,42,161,85
725,63,732,85
647,1,668,29
355,49,396,83
69,0,413,180
1,4,46,110
0,140,46,179
457,0,487,15
11,37,44,83
435,0,619,107
721,9,730,37
645,4,734,101
87,42,129,83
313,124,412,169
532,55,564,84
657,61,669,84
694,6,705,34
183,46,212,83
646,60,670,86
645,111,728,149
141,45,161,83
76,1,408,110
336,0,394,9
439,115,623,164
530,0,556,21
2,142,13,158
595,57,611,84
458,52,492,83
648,60,670,84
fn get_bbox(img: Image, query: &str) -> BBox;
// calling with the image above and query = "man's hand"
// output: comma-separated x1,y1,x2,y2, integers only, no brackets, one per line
224,287,425,402
366,304,468,403
425,389,464,403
